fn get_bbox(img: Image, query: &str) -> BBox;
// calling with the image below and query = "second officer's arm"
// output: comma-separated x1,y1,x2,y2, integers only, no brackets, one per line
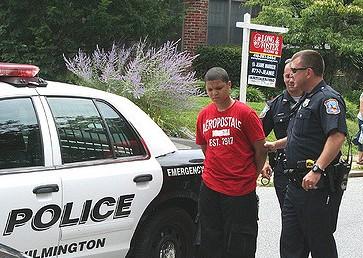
264,137,287,152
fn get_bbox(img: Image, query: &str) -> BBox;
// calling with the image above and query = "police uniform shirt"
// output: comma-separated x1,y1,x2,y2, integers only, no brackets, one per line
260,90,299,140
285,80,347,168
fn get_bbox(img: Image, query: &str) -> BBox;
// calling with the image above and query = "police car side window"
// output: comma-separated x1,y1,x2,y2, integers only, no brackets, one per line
47,98,113,163
95,100,146,157
0,98,43,169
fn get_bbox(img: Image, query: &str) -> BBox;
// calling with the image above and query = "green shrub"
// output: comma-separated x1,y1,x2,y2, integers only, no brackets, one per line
247,87,266,102
193,45,242,86
345,98,359,120
64,40,200,136
257,86,283,100
344,89,362,106
231,86,266,102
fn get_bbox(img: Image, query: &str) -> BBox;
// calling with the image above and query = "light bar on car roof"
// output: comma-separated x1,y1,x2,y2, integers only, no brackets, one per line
0,63,40,77
0,63,47,87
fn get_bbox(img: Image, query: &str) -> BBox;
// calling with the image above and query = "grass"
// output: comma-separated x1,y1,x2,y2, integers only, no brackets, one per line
178,96,211,136
179,96,359,156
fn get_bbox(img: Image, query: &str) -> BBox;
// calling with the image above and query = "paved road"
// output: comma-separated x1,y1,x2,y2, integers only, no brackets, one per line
256,177,363,258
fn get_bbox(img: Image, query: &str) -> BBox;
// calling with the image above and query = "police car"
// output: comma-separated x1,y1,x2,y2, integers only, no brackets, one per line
0,63,204,258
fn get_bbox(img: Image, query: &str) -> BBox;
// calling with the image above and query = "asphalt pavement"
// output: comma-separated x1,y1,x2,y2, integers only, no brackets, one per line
256,177,363,258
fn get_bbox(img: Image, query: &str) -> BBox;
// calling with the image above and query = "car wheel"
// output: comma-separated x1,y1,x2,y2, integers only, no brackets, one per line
132,208,195,258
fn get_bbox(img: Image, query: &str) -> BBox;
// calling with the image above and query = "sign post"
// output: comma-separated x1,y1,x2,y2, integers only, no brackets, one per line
236,13,288,103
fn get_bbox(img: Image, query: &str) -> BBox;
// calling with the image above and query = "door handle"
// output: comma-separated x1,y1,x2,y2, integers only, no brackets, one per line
189,158,204,163
133,174,153,183
33,184,59,194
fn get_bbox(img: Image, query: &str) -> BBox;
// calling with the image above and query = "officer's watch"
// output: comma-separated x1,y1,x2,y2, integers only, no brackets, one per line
312,164,324,174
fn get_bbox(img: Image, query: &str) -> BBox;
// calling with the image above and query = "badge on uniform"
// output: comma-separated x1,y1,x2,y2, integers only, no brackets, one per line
302,99,310,107
324,98,340,114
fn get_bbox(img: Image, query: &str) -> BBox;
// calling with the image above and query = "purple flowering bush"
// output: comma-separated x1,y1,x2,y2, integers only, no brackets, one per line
64,40,200,135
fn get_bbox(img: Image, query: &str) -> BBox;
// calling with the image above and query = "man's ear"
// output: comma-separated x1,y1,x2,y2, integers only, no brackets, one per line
306,67,314,79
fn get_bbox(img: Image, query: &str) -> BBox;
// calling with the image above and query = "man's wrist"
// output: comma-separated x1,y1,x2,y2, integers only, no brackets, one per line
312,163,324,174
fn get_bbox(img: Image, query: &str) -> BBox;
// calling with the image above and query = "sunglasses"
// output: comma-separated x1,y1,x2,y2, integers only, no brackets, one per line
290,67,312,73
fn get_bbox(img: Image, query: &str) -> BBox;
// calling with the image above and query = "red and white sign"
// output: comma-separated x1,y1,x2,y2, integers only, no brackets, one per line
247,31,284,87
249,31,283,56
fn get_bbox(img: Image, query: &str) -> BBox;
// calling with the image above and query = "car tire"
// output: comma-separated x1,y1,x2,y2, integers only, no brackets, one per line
132,207,195,258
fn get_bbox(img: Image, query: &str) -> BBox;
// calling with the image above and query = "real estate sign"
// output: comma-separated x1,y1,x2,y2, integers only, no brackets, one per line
247,31,283,88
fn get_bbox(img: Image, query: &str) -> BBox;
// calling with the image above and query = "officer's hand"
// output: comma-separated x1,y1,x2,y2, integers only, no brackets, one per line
264,141,277,152
302,171,321,191
261,162,272,179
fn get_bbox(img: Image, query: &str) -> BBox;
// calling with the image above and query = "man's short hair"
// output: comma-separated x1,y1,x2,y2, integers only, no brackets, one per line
204,67,230,83
291,50,325,76
284,58,292,72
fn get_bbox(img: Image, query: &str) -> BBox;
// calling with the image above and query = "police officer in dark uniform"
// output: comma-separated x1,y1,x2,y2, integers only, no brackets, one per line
260,59,303,209
266,50,347,258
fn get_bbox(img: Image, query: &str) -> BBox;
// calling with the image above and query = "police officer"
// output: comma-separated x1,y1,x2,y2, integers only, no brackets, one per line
260,59,303,209
266,50,347,258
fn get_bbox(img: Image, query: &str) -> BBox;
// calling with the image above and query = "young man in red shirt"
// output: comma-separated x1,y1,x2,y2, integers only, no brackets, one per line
196,67,267,258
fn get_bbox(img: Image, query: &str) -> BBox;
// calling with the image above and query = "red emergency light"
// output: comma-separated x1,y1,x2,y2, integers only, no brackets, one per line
0,63,40,77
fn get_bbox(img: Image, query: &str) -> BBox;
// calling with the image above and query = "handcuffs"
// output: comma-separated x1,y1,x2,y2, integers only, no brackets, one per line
261,176,270,186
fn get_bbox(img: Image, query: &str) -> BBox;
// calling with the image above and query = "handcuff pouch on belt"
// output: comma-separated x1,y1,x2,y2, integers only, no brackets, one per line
331,161,350,191
331,136,353,191
268,152,277,169
323,160,351,192
271,150,286,169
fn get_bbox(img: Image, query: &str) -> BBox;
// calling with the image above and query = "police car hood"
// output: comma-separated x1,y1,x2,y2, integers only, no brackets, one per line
36,81,177,157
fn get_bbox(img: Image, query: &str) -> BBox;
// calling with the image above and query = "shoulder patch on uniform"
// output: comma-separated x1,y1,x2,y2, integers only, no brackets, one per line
324,98,340,114
259,104,270,118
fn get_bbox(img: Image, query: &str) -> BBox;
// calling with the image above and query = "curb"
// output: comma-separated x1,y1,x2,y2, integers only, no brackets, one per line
350,161,363,177
349,170,363,178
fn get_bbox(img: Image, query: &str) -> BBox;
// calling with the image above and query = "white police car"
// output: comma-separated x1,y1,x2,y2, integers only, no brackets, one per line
0,63,204,258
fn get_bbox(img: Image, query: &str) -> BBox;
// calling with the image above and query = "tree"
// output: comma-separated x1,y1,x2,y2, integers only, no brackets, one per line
244,0,363,91
0,0,184,80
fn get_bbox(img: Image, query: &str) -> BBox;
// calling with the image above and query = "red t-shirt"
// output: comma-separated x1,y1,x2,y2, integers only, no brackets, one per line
196,101,265,196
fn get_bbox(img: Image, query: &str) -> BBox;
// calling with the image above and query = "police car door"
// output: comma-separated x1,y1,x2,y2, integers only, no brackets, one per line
43,97,162,258
0,94,62,256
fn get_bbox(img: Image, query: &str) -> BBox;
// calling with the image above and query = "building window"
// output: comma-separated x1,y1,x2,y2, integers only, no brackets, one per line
208,0,257,45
